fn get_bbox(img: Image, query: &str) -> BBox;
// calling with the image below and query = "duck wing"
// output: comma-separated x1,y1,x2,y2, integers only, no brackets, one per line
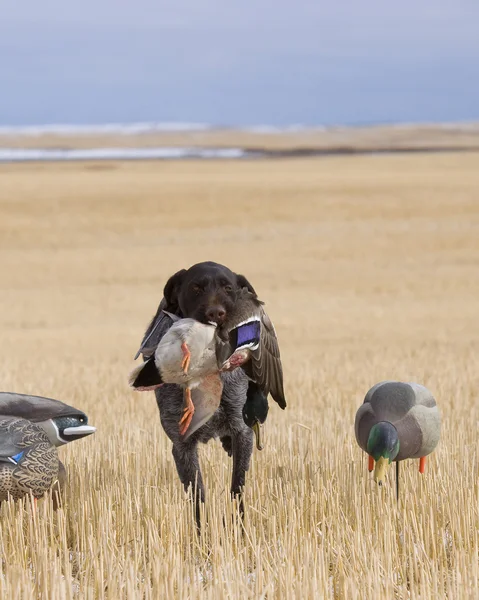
134,299,178,360
250,306,286,409
220,296,286,410
0,417,46,461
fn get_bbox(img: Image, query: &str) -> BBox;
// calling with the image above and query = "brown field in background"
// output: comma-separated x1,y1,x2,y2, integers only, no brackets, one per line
0,152,478,598
1,122,479,152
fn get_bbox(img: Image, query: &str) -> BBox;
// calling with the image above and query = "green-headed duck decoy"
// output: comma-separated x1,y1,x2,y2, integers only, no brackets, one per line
354,381,441,499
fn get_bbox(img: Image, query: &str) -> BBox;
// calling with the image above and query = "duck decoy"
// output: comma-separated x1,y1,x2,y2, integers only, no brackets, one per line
354,381,441,499
0,392,96,504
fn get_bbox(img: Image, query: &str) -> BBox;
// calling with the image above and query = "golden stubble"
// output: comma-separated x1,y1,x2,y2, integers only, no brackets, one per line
0,153,478,598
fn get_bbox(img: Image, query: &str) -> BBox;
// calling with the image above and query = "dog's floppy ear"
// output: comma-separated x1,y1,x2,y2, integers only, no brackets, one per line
236,273,257,298
163,269,187,312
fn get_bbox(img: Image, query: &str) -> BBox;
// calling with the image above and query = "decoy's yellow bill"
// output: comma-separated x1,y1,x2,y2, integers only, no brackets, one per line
373,456,390,485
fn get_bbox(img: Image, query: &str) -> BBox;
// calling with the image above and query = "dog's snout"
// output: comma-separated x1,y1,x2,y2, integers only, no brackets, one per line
206,305,226,324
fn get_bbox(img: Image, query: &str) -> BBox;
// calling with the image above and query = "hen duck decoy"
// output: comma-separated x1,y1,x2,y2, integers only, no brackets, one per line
354,381,441,499
0,392,96,503
0,416,61,502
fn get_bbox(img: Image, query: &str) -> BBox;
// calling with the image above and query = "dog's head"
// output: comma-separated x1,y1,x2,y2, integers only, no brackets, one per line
164,261,256,325
135,262,257,360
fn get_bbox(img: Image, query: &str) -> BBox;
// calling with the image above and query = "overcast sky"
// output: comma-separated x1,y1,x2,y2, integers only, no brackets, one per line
1,1,478,126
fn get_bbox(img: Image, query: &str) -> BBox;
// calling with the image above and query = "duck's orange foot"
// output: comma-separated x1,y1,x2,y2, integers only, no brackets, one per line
181,342,191,374
179,388,194,435
368,455,374,472
419,456,426,474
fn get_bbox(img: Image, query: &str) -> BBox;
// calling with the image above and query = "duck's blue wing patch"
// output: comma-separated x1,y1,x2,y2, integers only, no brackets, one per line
8,451,25,465
232,319,261,351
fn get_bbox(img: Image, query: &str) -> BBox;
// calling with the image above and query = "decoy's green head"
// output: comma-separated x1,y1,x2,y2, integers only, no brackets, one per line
39,413,96,446
367,422,400,485
242,382,269,451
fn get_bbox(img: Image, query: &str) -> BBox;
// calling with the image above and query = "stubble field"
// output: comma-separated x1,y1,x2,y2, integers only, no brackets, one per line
0,153,478,598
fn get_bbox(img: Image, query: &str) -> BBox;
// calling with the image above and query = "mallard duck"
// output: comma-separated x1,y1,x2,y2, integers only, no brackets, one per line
130,288,286,440
242,381,269,451
217,287,286,411
129,313,222,436
0,392,96,504
354,381,441,498
132,262,287,529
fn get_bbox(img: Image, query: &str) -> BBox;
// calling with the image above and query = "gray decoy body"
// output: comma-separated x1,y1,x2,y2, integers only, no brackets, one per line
355,381,441,491
0,392,96,503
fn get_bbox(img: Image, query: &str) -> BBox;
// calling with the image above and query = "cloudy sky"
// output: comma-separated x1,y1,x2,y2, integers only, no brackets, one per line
1,1,478,126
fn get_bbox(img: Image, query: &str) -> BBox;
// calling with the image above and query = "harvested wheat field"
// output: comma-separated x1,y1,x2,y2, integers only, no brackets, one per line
1,152,479,599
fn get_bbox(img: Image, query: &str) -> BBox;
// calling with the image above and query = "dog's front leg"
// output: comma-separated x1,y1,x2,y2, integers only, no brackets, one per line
172,442,205,532
230,428,254,520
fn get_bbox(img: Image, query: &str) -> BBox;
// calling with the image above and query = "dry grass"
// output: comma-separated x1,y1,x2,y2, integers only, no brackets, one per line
0,153,478,598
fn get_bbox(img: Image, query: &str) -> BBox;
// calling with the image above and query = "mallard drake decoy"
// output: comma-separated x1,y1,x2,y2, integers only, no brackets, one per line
0,392,96,504
242,381,269,451
354,381,441,499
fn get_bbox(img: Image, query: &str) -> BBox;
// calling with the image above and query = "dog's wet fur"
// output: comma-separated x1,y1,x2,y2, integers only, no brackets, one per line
138,262,260,528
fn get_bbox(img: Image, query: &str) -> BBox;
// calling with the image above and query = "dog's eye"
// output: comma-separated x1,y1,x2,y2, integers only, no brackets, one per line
223,285,233,293
192,284,202,294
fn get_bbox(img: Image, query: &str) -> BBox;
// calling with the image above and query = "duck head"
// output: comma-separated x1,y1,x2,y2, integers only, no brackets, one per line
242,382,269,450
367,421,400,485
39,413,96,446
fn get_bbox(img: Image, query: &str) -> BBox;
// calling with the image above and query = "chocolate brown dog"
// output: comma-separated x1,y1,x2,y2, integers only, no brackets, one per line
134,261,285,528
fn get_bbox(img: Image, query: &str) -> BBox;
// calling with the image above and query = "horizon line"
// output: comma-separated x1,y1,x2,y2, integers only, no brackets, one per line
1,118,479,137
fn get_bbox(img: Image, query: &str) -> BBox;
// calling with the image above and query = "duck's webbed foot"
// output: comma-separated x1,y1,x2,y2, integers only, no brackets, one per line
179,387,195,436
181,342,191,374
